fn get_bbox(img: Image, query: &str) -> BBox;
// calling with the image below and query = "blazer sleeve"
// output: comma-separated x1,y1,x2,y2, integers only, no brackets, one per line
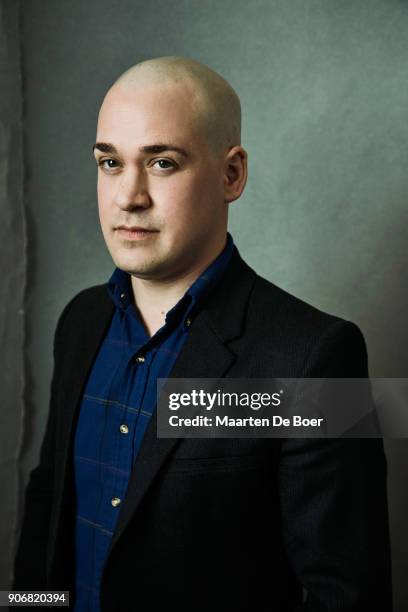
12,297,75,590
278,320,393,611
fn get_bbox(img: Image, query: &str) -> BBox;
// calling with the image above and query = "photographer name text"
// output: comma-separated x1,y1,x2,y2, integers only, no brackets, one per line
168,415,324,428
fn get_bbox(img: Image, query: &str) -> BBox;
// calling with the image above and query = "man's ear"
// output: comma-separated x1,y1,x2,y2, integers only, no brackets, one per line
223,145,248,203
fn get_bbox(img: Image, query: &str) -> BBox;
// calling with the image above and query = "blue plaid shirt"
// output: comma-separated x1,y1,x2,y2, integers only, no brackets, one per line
73,234,235,611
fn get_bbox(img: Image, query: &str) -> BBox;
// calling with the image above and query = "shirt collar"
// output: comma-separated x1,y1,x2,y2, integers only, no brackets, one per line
107,232,235,327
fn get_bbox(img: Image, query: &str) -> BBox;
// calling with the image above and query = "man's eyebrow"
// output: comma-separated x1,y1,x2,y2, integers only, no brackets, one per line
93,142,117,154
92,142,189,157
139,144,189,157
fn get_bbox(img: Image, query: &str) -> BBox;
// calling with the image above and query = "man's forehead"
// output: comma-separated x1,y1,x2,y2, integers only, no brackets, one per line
99,84,201,126
96,91,207,156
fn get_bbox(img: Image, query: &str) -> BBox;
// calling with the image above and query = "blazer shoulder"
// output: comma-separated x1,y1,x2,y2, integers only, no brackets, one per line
251,273,344,329
244,273,367,376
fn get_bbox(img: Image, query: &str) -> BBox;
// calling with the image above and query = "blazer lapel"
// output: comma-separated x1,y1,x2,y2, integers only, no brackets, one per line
107,314,235,555
107,249,257,557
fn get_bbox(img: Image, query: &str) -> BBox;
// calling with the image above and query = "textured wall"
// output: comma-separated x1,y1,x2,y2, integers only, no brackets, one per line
16,0,408,607
0,0,25,589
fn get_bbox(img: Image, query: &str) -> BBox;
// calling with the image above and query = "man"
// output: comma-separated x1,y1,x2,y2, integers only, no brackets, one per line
13,56,392,611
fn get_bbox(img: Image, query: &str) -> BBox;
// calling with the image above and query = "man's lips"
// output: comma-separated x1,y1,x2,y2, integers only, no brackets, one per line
115,226,159,240
116,225,158,231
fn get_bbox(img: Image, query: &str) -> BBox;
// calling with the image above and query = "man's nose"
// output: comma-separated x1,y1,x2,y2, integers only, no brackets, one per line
114,167,151,210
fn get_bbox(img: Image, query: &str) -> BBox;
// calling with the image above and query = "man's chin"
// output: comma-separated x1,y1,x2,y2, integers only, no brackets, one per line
113,256,167,280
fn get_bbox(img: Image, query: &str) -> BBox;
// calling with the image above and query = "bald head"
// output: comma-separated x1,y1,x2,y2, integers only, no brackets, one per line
107,56,241,157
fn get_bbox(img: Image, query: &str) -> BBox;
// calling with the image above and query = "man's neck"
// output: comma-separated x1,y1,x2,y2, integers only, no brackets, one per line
129,257,216,337
130,273,189,336
129,234,230,336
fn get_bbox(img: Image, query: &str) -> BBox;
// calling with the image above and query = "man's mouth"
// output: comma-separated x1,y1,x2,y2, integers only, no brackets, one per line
115,226,159,241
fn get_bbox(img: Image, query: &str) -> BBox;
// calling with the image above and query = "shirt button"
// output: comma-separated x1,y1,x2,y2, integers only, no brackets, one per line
135,355,145,363
120,293,126,300
185,317,192,327
119,424,129,434
111,497,121,507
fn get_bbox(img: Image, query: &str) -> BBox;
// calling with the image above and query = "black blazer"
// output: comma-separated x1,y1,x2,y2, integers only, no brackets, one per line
13,250,392,611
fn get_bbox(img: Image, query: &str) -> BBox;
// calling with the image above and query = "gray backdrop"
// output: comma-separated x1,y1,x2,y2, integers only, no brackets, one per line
2,0,407,608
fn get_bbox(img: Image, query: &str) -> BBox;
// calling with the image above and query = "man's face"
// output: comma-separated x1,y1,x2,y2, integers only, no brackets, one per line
94,81,228,281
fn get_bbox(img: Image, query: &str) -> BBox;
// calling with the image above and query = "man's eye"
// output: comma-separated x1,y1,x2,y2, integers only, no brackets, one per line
153,159,175,170
98,159,118,170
